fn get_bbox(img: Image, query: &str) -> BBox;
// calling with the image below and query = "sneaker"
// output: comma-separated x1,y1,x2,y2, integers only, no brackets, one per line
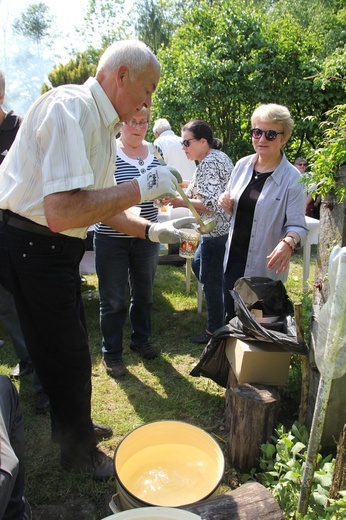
61,447,115,481
191,330,213,344
52,422,113,443
130,342,158,359
10,360,34,378
35,390,50,414
103,358,127,379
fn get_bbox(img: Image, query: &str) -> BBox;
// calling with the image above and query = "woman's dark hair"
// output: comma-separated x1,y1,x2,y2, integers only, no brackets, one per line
182,120,222,150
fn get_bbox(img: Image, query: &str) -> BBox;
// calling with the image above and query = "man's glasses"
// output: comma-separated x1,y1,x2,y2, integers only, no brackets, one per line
298,163,307,167
251,128,284,141
124,120,149,129
181,138,197,147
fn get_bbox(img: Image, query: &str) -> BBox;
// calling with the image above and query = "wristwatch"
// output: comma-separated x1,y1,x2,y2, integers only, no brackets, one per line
286,235,298,247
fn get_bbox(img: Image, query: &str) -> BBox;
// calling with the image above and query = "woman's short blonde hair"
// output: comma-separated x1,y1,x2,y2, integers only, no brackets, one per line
251,103,294,139
137,106,151,122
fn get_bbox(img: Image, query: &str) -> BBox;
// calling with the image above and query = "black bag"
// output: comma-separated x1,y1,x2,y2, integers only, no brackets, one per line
190,277,308,388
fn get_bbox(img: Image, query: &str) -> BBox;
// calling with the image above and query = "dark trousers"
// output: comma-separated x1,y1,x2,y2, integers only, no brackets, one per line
0,376,25,520
1,220,96,458
223,244,247,323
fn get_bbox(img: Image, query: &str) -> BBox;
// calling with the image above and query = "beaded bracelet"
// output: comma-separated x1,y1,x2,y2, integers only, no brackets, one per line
280,237,294,252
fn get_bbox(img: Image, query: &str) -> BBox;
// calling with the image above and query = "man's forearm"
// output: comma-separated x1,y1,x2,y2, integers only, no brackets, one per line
44,181,141,233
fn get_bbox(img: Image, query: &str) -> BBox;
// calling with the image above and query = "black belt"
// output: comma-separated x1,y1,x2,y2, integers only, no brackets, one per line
0,209,60,237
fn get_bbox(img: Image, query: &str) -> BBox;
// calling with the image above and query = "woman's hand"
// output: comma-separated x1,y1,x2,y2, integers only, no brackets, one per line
164,194,185,208
218,192,234,215
266,240,293,275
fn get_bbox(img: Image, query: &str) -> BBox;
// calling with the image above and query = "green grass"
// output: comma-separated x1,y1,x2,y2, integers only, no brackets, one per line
0,250,316,517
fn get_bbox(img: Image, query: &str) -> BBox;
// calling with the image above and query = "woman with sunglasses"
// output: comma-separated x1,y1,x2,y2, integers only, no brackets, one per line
219,103,308,322
168,120,234,344
94,108,162,378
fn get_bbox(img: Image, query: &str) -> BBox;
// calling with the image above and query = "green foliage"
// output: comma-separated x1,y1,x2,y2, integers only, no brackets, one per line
151,0,345,162
307,103,346,202
12,2,53,45
41,52,99,92
77,0,131,49
135,0,173,53
247,422,346,519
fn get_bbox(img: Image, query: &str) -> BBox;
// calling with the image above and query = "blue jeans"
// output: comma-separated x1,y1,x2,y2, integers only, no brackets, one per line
94,234,159,361
192,234,227,332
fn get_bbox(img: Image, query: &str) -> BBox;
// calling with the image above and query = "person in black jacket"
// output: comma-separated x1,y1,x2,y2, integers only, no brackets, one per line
0,375,32,520
0,70,49,413
0,71,22,165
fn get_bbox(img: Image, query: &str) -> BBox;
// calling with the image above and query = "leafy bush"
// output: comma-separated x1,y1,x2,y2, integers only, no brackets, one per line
244,422,346,519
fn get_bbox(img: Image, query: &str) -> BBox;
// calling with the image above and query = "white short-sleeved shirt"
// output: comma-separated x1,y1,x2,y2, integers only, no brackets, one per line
0,77,122,238
154,130,196,180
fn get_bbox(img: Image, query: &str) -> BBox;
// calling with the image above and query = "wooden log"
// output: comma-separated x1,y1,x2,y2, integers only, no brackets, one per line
182,481,283,519
294,302,310,424
329,423,346,499
228,382,280,472
225,367,239,430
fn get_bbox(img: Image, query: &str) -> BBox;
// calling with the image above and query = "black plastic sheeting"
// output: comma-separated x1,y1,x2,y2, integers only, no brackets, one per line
190,277,308,388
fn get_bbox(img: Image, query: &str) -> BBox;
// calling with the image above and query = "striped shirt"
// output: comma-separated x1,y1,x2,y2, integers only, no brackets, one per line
95,142,160,238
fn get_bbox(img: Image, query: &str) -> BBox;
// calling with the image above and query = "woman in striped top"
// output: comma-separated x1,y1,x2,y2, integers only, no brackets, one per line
94,108,161,379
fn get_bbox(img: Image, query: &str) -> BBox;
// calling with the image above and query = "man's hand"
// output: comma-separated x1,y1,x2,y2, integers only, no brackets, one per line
148,217,196,243
136,166,183,202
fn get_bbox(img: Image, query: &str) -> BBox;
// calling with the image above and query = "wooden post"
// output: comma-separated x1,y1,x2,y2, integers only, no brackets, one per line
227,381,280,472
183,481,283,519
294,302,310,424
329,424,346,499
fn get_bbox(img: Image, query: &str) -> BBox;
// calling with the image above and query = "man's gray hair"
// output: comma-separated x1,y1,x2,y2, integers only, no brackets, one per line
153,118,171,135
0,70,5,98
97,39,159,79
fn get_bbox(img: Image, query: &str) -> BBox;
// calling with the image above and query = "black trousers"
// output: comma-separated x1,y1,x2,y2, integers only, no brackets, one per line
1,218,96,458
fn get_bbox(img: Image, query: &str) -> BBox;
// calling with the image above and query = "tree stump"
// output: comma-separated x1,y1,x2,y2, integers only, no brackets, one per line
226,380,280,472
183,481,283,519
329,424,346,499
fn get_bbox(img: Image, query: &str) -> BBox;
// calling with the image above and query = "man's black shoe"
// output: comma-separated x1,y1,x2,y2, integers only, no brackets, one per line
10,360,33,378
52,422,113,443
130,342,158,359
61,448,115,481
92,422,113,440
35,390,50,414
191,330,213,344
103,357,127,378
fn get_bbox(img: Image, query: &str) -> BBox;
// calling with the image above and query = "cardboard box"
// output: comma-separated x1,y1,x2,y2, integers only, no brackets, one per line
225,337,291,386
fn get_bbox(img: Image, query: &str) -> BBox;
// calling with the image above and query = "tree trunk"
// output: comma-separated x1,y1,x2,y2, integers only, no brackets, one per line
307,165,346,449
226,380,280,472
329,424,346,499
183,481,283,519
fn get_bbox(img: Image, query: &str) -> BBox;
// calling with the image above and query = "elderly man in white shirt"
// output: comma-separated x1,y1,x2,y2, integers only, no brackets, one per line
153,118,196,183
0,40,193,482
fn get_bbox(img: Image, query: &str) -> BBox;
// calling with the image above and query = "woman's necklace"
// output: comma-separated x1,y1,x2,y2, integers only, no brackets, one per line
253,169,274,180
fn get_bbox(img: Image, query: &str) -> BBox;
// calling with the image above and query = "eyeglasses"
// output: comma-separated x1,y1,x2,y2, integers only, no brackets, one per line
298,163,307,167
251,128,284,141
124,120,149,129
181,138,197,147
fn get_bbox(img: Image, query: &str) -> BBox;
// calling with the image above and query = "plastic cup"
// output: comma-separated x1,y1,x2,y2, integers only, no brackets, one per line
179,228,200,258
